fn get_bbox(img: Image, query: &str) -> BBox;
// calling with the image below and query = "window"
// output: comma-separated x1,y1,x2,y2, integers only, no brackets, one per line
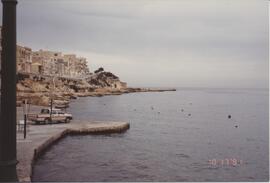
41,109,49,114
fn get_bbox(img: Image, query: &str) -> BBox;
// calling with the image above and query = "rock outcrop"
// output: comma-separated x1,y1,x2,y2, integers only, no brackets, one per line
17,70,176,106
17,70,128,106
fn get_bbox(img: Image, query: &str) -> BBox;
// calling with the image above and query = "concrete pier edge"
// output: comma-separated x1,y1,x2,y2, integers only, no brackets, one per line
17,121,130,182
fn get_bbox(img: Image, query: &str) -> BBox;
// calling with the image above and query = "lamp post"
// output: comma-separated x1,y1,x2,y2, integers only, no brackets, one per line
0,0,18,181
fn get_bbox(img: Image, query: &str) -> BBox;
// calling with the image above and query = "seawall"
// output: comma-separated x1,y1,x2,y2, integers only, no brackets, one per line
16,121,130,182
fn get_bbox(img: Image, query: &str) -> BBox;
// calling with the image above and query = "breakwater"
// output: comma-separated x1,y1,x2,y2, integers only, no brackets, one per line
16,120,130,182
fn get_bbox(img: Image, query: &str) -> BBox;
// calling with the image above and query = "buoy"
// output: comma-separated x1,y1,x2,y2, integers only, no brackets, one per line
228,115,231,119
181,109,184,112
235,125,238,128
188,113,191,116
158,112,160,114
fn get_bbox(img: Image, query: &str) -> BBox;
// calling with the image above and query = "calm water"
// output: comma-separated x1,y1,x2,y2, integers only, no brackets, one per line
32,88,269,182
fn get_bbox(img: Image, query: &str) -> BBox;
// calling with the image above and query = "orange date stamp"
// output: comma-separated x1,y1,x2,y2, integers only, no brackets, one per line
208,158,243,166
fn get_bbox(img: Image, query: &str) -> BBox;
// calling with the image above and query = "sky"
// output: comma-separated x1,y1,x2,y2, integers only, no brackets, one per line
0,0,268,88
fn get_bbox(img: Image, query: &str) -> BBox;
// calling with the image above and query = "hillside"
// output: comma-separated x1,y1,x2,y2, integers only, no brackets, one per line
16,69,127,106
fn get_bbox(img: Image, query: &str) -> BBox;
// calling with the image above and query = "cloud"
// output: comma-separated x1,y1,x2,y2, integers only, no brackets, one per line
0,0,268,88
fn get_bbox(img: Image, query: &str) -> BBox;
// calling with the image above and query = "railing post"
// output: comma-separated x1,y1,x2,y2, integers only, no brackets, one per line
0,0,18,181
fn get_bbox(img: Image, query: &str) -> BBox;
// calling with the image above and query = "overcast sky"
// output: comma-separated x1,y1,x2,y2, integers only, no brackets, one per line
0,0,268,88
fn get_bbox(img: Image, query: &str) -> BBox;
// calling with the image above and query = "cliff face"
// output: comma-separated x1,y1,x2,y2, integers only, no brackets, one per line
17,70,127,106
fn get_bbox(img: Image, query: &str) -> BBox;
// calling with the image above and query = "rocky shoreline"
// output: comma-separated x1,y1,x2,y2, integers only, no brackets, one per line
17,87,176,107
16,72,176,107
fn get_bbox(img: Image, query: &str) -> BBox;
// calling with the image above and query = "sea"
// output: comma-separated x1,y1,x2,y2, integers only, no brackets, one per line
32,88,269,182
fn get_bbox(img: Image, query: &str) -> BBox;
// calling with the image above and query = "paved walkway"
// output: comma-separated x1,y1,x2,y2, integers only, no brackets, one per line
16,120,130,182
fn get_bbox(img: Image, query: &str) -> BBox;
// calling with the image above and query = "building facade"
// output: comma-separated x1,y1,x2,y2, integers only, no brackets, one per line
16,45,32,73
0,26,90,78
32,50,90,77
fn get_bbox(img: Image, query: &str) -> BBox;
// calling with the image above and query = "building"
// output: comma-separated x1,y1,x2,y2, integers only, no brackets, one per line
63,54,89,77
56,58,66,76
32,50,63,75
31,62,43,74
63,54,76,76
0,26,90,77
32,50,90,77
16,45,32,73
77,57,90,76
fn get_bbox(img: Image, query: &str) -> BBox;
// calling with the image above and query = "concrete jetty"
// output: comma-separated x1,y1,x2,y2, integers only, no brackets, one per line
16,121,130,182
